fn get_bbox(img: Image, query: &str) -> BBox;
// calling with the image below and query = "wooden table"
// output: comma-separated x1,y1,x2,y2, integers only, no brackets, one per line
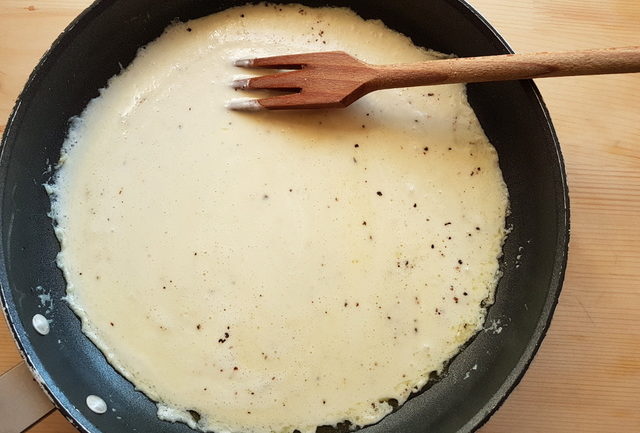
1,1,638,432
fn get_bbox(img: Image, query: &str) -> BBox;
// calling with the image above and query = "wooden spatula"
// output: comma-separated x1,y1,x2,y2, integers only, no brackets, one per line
227,46,640,110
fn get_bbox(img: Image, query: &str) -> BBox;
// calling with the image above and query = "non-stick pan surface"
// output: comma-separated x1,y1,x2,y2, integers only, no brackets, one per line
0,0,568,432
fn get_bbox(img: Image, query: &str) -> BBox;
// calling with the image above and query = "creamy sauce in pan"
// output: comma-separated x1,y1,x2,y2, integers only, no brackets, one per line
48,4,508,433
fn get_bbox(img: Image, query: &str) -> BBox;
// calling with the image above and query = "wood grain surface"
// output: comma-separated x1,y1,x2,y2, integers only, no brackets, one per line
1,0,639,432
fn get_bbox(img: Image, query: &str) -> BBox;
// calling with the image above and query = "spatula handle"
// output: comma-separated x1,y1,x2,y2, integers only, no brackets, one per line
373,46,640,89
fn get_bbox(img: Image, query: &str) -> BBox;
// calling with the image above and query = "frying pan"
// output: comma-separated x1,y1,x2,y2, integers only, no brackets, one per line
0,0,569,432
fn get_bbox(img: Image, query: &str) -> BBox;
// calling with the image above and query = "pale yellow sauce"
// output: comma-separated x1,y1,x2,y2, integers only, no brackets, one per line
48,4,509,433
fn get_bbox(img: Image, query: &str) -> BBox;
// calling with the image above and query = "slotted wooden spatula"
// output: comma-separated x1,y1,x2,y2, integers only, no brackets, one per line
228,46,640,110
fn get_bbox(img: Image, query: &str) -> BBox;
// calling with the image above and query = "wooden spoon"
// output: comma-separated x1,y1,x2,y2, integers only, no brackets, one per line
228,46,640,110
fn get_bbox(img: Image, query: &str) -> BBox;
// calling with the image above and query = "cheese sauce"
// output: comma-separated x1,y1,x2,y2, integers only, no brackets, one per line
48,4,509,433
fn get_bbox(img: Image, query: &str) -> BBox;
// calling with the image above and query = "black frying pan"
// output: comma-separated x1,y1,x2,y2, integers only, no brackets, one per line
0,0,569,432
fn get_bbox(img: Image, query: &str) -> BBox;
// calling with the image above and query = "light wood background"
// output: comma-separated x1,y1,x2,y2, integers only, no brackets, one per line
1,0,638,432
